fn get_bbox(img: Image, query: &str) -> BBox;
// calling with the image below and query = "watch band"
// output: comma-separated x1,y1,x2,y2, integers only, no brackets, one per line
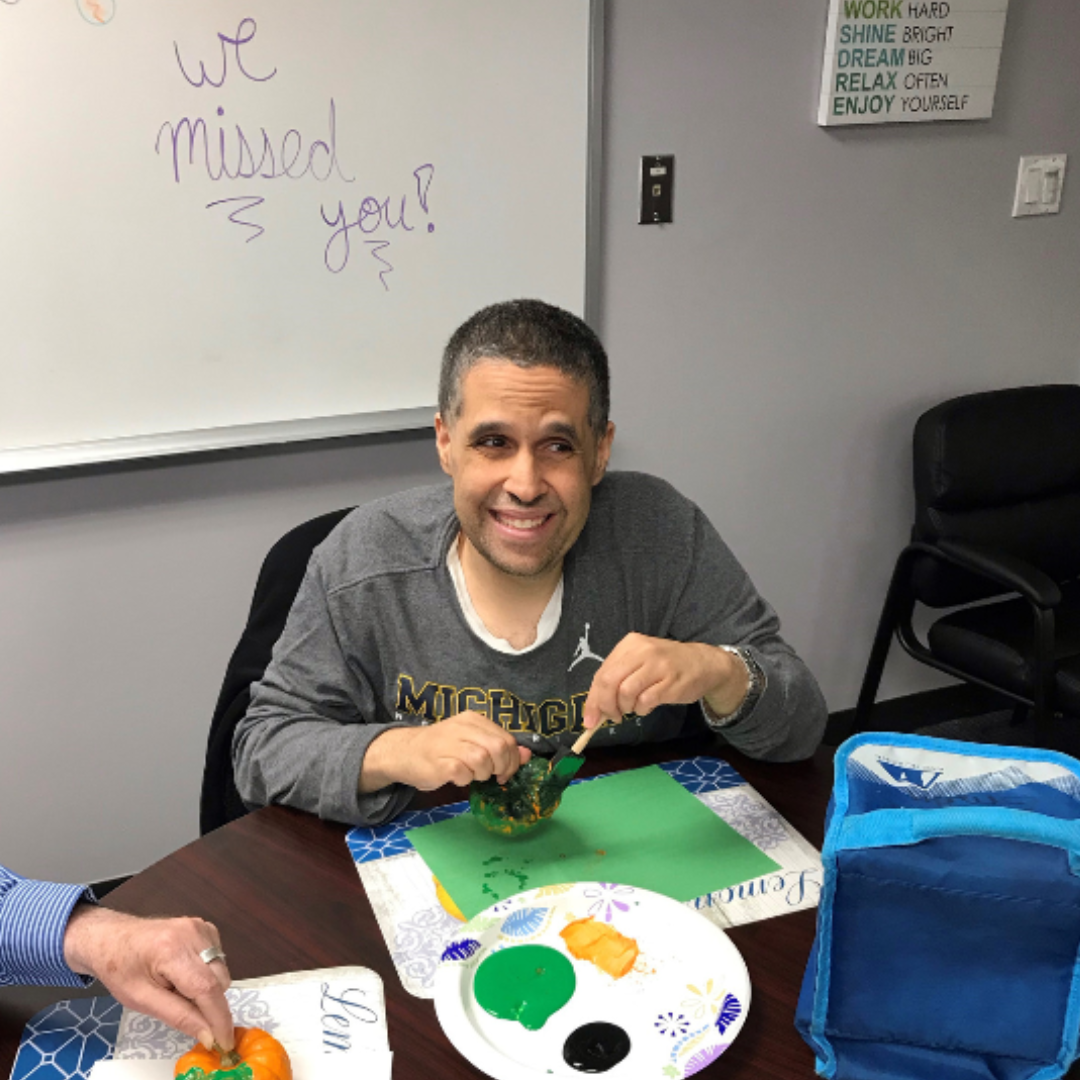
702,645,767,729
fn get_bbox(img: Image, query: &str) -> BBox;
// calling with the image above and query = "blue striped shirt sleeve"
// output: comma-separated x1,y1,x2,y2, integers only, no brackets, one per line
0,864,96,987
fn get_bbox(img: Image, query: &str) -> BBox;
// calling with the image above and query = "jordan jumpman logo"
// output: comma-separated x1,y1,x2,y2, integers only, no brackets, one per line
568,622,605,671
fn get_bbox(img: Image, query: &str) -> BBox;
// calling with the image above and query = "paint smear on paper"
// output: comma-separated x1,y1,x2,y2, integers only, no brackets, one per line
560,917,639,979
473,945,576,1031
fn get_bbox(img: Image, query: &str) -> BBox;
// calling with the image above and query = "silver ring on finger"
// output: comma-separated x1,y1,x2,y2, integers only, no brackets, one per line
199,945,227,965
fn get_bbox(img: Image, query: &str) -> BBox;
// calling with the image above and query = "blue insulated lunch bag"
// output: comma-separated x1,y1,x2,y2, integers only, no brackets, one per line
796,733,1080,1080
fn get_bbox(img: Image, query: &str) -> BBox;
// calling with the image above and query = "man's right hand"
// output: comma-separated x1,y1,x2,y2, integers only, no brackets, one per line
63,906,234,1052
360,713,531,792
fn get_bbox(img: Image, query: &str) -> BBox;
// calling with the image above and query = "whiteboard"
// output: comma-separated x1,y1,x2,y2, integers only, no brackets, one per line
0,0,597,472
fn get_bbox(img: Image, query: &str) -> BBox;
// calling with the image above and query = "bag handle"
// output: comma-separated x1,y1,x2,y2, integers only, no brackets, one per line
836,807,1080,874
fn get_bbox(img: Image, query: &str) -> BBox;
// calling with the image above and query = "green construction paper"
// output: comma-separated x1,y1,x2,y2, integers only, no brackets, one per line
406,764,780,920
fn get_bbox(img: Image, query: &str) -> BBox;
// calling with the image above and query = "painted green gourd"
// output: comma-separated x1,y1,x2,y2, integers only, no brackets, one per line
470,756,573,835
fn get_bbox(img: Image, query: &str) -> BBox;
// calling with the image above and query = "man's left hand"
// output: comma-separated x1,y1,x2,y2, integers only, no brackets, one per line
582,634,749,729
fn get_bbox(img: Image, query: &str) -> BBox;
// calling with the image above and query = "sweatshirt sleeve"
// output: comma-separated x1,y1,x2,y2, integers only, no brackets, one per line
233,559,415,826
0,865,95,987
670,509,828,762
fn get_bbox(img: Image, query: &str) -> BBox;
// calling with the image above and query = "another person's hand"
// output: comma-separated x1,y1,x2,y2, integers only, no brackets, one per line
582,633,749,728
361,712,532,792
63,905,234,1051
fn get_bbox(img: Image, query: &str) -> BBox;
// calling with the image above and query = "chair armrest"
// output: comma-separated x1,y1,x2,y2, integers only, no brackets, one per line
916,539,1061,609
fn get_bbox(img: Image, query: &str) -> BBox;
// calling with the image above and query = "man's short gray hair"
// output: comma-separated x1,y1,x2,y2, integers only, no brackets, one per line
438,299,610,437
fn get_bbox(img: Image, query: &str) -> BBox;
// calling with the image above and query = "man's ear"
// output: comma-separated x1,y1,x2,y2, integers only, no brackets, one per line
434,413,453,475
592,421,615,484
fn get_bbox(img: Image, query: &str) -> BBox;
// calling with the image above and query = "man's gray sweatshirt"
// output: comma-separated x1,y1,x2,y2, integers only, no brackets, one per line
234,471,827,825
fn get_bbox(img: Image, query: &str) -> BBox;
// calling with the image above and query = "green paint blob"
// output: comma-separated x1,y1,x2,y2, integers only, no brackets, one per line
473,945,576,1031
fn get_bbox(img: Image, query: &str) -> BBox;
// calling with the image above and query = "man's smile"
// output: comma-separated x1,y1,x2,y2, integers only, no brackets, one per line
489,509,557,536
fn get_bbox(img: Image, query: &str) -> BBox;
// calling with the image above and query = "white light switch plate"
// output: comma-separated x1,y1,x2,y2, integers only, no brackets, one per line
1012,154,1067,217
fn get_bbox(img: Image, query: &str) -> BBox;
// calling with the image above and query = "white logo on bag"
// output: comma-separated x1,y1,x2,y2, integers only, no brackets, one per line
878,758,943,790
568,622,605,671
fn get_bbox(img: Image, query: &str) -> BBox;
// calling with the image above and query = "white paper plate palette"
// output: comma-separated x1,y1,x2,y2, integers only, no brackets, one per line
434,881,750,1079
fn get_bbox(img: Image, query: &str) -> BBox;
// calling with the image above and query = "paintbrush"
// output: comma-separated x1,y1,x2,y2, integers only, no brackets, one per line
545,723,604,785
546,713,641,786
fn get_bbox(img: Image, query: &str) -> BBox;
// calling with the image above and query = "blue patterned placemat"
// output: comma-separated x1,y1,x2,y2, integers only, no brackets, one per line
11,996,121,1080
345,756,745,863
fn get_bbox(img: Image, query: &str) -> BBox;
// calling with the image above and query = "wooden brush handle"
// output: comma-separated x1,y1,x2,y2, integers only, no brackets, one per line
571,725,602,756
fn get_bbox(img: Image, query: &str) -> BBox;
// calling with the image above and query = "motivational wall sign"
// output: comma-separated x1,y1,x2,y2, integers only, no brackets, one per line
817,0,1010,126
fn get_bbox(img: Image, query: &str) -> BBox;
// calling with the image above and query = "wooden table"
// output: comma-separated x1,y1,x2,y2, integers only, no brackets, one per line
0,734,835,1079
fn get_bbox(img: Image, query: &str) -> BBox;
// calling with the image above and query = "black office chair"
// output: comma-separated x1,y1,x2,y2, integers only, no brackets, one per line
854,384,1080,745
200,507,353,834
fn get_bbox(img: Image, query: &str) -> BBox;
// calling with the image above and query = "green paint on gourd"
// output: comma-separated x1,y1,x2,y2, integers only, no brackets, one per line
470,756,577,836
177,1067,253,1080
473,945,576,1031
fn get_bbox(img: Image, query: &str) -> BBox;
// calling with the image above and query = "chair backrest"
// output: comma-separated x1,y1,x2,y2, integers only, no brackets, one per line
911,384,1080,606
199,507,353,835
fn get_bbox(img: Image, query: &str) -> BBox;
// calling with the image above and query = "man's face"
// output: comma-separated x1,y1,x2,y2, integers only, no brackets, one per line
435,359,614,580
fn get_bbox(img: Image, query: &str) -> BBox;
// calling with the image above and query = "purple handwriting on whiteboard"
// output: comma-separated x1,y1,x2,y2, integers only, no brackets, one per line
159,17,433,289
414,163,436,232
155,99,354,185
205,195,265,241
364,240,393,291
173,17,276,88
320,165,435,289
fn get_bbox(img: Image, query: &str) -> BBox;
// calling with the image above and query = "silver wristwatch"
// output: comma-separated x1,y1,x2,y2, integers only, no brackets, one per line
702,645,767,729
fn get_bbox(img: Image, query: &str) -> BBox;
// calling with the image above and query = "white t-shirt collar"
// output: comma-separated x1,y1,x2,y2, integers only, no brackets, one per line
446,534,563,655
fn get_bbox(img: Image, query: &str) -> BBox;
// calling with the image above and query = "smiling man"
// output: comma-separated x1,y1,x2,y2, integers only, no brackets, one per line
233,300,827,825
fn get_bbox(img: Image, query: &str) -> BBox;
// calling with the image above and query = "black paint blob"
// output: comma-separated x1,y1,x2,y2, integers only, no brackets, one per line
563,1022,632,1073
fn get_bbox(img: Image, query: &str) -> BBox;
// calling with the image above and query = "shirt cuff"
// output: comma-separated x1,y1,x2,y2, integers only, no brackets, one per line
346,721,420,826
0,879,96,987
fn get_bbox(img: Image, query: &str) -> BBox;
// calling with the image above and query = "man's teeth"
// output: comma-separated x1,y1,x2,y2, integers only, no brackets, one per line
498,515,546,530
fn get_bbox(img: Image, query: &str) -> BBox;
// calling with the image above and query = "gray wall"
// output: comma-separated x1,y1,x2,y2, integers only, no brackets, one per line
599,0,1079,702
2,1,1078,882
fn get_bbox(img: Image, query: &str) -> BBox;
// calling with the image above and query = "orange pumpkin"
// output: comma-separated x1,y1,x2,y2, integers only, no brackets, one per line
174,1027,292,1080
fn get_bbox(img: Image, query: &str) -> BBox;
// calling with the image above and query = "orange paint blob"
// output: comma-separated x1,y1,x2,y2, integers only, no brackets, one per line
559,916,639,979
